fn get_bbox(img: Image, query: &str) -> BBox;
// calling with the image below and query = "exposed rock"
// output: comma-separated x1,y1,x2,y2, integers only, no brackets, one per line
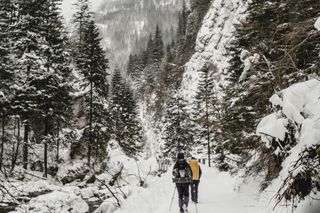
86,175,96,184
57,162,90,185
47,165,59,176
30,160,44,172
70,139,88,160
28,191,89,213
61,173,87,185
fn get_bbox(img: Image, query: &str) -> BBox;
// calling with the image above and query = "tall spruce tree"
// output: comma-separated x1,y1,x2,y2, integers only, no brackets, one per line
35,0,71,177
162,92,194,158
150,25,164,63
110,68,125,142
0,0,14,90
193,65,219,167
76,19,109,165
121,84,143,156
72,0,92,46
110,69,143,157
0,0,15,170
12,0,49,170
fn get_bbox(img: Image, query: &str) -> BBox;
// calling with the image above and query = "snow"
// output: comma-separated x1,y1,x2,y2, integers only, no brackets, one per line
111,166,267,213
257,113,288,142
25,190,88,213
107,140,159,176
256,79,320,212
315,17,320,31
270,94,283,107
238,51,260,82
94,200,117,213
16,180,58,195
181,0,249,100
258,79,320,143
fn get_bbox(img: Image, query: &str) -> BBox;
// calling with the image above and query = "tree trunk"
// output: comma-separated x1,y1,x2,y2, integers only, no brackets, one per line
56,125,59,162
178,100,180,150
11,117,21,173
11,120,16,169
43,117,48,178
23,120,29,170
205,81,211,167
23,43,31,170
206,110,211,167
88,78,93,165
0,118,5,170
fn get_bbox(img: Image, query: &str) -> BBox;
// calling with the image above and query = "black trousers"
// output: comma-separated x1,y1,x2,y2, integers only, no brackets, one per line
176,183,190,210
191,180,200,202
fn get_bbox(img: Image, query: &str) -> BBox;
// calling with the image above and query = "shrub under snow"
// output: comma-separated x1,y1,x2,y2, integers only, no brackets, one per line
257,79,320,210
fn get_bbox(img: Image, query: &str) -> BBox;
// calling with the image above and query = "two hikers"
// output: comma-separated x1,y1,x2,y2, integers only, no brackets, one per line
172,153,202,213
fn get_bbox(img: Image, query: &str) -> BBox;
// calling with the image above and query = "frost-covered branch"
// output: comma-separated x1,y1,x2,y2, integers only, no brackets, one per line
238,50,260,82
273,145,320,209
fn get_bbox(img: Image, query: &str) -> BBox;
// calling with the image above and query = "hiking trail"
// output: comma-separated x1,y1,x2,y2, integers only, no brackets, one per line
114,166,270,213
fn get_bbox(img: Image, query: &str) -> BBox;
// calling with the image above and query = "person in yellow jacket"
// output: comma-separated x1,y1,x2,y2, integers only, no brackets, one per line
189,157,202,203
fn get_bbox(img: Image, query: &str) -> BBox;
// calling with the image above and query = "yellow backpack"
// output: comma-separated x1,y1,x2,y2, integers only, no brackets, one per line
189,160,200,180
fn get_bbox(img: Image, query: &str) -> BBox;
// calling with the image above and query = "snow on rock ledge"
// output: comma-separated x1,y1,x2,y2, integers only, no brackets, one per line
27,190,89,213
181,0,249,99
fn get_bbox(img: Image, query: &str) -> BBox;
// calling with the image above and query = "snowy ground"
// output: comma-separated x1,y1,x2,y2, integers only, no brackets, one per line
113,166,270,213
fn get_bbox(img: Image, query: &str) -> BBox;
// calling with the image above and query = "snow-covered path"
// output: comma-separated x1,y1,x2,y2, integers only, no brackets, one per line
114,166,270,213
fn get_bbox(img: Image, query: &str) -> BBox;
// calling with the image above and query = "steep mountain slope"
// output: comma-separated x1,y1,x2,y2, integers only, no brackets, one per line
95,0,183,68
180,0,248,99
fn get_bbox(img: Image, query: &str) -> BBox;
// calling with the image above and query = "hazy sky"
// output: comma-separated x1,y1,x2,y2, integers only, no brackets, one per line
61,0,104,20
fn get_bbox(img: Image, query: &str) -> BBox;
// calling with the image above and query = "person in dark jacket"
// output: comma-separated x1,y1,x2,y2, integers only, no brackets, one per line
172,153,193,213
189,157,202,203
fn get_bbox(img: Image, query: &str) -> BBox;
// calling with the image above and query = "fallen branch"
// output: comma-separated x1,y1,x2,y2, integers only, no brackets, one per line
24,171,47,180
94,175,121,207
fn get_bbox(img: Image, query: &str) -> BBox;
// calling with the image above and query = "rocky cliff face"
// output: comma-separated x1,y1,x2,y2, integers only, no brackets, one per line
95,0,183,68
180,0,248,100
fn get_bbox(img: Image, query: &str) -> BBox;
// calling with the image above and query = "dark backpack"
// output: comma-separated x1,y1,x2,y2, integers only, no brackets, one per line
172,160,192,183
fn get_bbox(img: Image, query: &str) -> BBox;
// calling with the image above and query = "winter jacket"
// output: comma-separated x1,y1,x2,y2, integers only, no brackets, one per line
189,159,202,181
172,159,193,183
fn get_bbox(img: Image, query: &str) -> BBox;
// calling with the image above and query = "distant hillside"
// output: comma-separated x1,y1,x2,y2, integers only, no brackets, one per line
95,0,183,69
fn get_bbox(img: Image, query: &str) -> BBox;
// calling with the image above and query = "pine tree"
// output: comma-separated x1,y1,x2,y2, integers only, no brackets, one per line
150,25,164,63
11,0,50,170
72,0,92,46
127,54,134,76
145,34,154,65
0,0,15,170
85,96,111,164
76,19,109,165
34,0,72,177
0,0,14,91
193,65,220,167
162,92,194,158
110,68,125,142
110,69,143,157
121,85,144,156
176,0,187,60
